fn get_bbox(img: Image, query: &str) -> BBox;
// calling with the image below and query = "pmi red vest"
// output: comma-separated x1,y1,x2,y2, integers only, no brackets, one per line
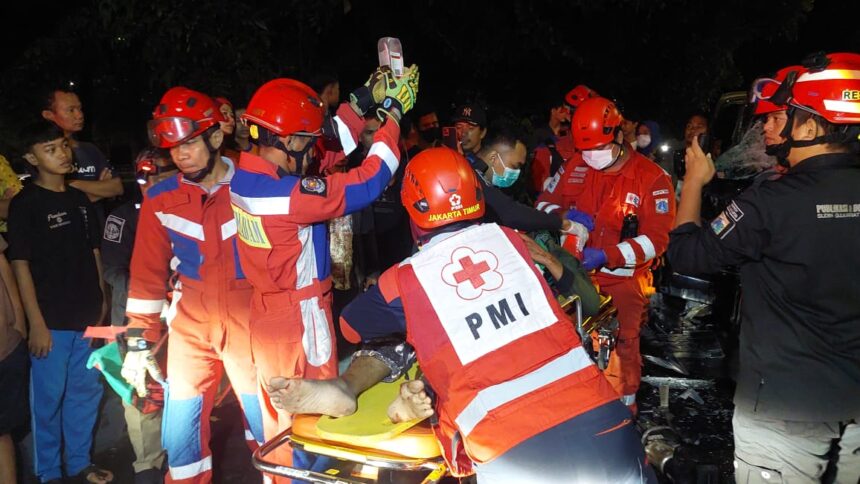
396,223,618,468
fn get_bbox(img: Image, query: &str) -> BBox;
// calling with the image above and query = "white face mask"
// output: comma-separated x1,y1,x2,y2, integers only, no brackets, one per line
582,146,618,170
637,134,652,149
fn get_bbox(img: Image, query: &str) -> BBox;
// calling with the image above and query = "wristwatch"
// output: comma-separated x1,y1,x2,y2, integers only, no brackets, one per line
129,338,150,351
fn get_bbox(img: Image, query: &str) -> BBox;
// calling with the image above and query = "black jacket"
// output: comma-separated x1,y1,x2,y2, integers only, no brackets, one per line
465,154,562,233
101,201,139,326
668,153,860,422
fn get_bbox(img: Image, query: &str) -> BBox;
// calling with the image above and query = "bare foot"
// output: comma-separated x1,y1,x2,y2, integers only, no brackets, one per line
267,377,357,417
388,380,435,423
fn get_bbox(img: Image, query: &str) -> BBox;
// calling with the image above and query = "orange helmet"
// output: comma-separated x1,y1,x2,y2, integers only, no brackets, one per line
242,78,325,139
401,147,485,229
148,87,225,148
571,97,623,150
564,84,599,109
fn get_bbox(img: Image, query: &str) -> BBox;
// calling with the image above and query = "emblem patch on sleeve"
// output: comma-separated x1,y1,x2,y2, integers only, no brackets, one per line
625,192,641,207
710,213,734,239
103,215,125,243
655,198,669,214
300,177,327,196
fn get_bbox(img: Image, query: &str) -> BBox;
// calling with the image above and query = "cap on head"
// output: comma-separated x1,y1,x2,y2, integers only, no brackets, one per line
451,103,487,128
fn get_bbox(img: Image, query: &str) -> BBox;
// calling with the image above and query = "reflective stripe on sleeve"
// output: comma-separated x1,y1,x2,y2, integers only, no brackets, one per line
600,267,635,277
367,141,399,176
334,115,358,155
617,241,637,268
631,235,656,262
126,298,167,314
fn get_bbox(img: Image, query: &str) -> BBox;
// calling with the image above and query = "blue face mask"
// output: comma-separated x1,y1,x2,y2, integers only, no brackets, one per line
491,153,521,188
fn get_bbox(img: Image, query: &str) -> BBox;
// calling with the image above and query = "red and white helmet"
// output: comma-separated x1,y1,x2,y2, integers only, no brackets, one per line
788,52,860,124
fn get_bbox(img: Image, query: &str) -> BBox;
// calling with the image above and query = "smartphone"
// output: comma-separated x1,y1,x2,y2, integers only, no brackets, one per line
697,133,711,152
441,126,459,150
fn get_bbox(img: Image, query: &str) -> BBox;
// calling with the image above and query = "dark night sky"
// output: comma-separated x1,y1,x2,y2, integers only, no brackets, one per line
0,0,858,159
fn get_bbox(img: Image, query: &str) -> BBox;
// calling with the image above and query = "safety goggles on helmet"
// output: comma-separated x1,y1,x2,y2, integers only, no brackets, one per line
749,77,781,104
750,72,798,105
147,116,213,148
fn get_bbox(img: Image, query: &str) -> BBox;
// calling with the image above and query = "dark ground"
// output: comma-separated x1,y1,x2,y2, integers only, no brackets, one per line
639,288,740,484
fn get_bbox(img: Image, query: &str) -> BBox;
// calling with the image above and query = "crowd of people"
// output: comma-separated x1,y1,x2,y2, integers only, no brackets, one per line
0,50,857,484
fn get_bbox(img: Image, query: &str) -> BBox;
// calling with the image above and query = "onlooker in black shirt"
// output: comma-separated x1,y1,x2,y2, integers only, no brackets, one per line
7,119,112,484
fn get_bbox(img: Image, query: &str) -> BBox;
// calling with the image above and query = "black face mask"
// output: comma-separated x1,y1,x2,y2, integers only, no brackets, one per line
419,127,442,144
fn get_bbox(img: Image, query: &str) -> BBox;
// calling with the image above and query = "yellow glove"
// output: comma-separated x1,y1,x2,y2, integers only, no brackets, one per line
121,338,164,397
377,64,420,123
349,65,393,115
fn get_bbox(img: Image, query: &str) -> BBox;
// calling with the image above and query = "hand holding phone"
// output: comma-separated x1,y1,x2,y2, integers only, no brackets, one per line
697,132,711,153
441,126,462,153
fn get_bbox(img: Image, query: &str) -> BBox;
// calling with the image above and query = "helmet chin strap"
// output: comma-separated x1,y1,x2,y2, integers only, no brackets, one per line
770,107,857,168
184,130,219,183
284,141,315,176
258,128,314,176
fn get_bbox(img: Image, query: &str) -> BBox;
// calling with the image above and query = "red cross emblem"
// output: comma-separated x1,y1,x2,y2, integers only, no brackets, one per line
441,247,503,300
453,256,491,289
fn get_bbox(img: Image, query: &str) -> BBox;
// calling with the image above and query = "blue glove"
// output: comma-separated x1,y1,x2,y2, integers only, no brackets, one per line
565,208,595,232
582,248,607,271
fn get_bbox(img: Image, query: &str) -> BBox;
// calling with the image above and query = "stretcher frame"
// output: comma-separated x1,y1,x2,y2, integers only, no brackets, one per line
252,422,447,483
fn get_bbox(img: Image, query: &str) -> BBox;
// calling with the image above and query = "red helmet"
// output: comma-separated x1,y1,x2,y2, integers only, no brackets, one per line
750,65,804,115
148,87,225,148
571,97,623,150
242,79,325,139
401,147,485,230
215,96,233,109
564,85,599,109
789,52,860,124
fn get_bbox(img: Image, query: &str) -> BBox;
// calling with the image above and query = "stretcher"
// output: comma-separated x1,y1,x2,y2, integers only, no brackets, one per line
252,294,619,482
252,365,447,483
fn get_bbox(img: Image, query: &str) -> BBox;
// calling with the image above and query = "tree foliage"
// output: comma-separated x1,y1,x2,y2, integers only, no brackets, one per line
0,0,823,159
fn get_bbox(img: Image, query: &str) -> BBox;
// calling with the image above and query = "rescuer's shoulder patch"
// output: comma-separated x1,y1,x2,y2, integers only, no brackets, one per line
710,212,734,239
300,177,327,196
